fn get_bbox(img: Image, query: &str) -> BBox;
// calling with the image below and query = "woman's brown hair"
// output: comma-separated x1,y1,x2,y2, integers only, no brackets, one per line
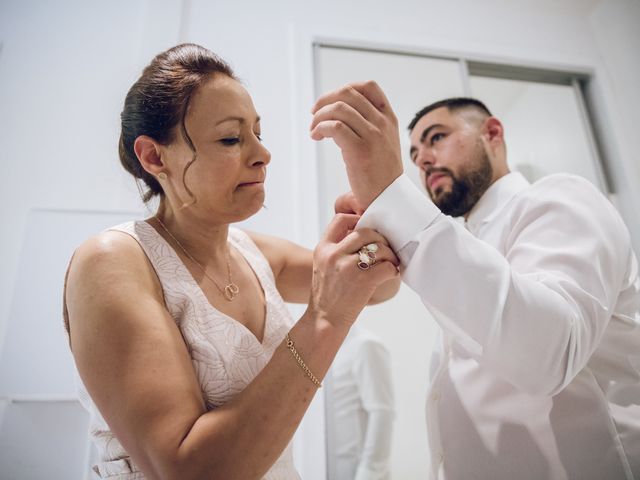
118,43,236,203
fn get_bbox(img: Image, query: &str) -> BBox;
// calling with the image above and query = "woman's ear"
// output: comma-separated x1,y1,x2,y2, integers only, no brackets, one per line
134,135,165,176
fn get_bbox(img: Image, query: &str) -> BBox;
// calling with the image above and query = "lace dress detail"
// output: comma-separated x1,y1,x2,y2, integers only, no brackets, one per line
74,221,300,479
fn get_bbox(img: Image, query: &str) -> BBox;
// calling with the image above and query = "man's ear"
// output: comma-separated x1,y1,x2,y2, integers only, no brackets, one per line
134,135,165,176
483,117,505,148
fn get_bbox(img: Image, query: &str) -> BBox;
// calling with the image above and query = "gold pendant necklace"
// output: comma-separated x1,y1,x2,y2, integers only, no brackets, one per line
155,216,240,301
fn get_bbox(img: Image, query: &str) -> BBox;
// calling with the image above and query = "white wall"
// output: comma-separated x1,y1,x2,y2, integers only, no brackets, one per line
588,0,640,252
1,0,638,478
470,78,604,185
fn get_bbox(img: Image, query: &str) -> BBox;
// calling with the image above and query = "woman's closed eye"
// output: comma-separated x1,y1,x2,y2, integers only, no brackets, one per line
220,132,261,146
220,137,240,146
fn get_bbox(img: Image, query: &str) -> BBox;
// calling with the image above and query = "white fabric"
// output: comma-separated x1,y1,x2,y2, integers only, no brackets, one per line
74,221,300,479
358,172,640,480
327,324,394,480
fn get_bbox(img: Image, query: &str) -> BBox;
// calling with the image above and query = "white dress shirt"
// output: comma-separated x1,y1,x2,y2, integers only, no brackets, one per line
358,172,640,480
326,324,395,480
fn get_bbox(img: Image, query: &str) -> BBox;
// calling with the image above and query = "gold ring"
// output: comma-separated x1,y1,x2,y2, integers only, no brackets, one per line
357,243,378,270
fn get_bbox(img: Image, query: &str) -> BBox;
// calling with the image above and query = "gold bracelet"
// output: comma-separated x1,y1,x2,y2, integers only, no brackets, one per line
285,333,322,388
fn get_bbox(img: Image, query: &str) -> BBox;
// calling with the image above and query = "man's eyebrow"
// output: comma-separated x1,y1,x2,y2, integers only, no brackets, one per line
215,115,261,126
419,123,444,144
409,123,444,160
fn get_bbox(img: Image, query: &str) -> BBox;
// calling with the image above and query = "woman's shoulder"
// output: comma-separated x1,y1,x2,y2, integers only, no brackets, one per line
75,227,145,269
68,226,160,304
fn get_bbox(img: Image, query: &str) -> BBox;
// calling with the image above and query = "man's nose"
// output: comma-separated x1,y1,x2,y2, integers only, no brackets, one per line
415,146,435,170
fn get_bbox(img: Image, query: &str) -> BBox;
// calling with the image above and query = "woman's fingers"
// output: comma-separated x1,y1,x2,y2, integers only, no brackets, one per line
322,213,361,244
350,242,399,269
334,191,365,215
310,218,399,327
339,227,388,250
366,256,401,284
342,229,400,269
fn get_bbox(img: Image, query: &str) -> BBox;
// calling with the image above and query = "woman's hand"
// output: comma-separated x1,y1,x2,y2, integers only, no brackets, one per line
334,191,366,216
308,213,400,327
333,192,402,305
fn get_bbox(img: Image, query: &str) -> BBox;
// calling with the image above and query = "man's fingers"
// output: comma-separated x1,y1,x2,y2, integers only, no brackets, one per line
313,81,391,115
310,101,372,139
311,83,387,124
310,120,361,150
354,80,395,119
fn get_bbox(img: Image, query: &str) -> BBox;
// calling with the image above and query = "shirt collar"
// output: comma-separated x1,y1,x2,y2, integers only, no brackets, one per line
464,172,530,234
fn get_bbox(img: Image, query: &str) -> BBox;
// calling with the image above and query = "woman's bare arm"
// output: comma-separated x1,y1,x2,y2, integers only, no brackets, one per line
247,231,400,305
67,216,398,480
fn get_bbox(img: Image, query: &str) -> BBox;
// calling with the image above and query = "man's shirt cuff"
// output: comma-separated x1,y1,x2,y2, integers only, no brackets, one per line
357,174,441,253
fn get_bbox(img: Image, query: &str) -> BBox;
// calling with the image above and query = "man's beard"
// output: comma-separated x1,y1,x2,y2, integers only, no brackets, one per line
426,146,493,217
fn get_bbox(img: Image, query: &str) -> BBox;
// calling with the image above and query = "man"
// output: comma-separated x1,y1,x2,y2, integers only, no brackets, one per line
310,82,640,480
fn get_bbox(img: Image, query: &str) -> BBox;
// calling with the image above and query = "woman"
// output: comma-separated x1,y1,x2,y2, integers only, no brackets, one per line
63,43,400,480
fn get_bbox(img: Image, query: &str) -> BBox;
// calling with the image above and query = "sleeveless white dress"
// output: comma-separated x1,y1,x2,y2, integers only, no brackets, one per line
74,220,301,479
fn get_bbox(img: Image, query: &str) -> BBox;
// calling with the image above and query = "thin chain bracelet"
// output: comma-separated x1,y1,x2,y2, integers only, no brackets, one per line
285,333,322,388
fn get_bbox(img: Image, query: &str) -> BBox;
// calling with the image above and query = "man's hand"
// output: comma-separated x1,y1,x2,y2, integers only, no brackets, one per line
310,81,404,209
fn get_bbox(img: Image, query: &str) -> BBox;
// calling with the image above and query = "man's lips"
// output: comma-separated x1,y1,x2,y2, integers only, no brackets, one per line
427,172,449,191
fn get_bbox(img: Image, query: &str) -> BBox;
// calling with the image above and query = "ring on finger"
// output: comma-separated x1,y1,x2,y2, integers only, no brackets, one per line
357,258,371,270
362,243,378,259
357,243,378,270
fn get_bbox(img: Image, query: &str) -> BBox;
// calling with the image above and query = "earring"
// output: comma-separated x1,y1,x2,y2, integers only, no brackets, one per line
158,172,167,181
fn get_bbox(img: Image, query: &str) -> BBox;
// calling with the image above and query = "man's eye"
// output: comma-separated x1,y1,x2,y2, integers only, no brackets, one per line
255,133,262,142
220,137,240,146
430,133,445,145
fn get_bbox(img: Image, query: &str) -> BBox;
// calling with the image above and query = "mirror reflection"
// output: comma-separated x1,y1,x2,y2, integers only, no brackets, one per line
326,324,394,479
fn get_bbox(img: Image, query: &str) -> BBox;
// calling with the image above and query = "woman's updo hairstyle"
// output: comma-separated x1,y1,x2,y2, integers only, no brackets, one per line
119,43,236,202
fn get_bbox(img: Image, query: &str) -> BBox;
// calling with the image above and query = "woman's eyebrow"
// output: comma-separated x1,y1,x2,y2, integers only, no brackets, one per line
215,115,261,126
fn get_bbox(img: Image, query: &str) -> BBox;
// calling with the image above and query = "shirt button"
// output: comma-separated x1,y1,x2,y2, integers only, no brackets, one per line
431,392,440,402
438,452,444,465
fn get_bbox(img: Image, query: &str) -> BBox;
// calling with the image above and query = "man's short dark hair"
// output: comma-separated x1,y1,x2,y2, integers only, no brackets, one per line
408,97,493,131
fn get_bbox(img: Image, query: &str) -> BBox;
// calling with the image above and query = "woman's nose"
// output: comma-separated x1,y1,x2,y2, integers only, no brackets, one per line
249,137,271,167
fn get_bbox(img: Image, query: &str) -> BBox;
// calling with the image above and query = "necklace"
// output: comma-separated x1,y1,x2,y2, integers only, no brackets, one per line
155,216,240,301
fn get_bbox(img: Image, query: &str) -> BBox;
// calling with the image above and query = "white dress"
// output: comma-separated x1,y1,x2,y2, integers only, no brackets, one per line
74,220,300,479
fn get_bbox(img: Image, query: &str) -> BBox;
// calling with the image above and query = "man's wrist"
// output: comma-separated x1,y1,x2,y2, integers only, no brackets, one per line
362,171,404,208
357,174,441,252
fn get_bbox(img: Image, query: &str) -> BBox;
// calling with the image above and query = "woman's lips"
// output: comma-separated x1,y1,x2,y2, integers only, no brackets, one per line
237,181,264,189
